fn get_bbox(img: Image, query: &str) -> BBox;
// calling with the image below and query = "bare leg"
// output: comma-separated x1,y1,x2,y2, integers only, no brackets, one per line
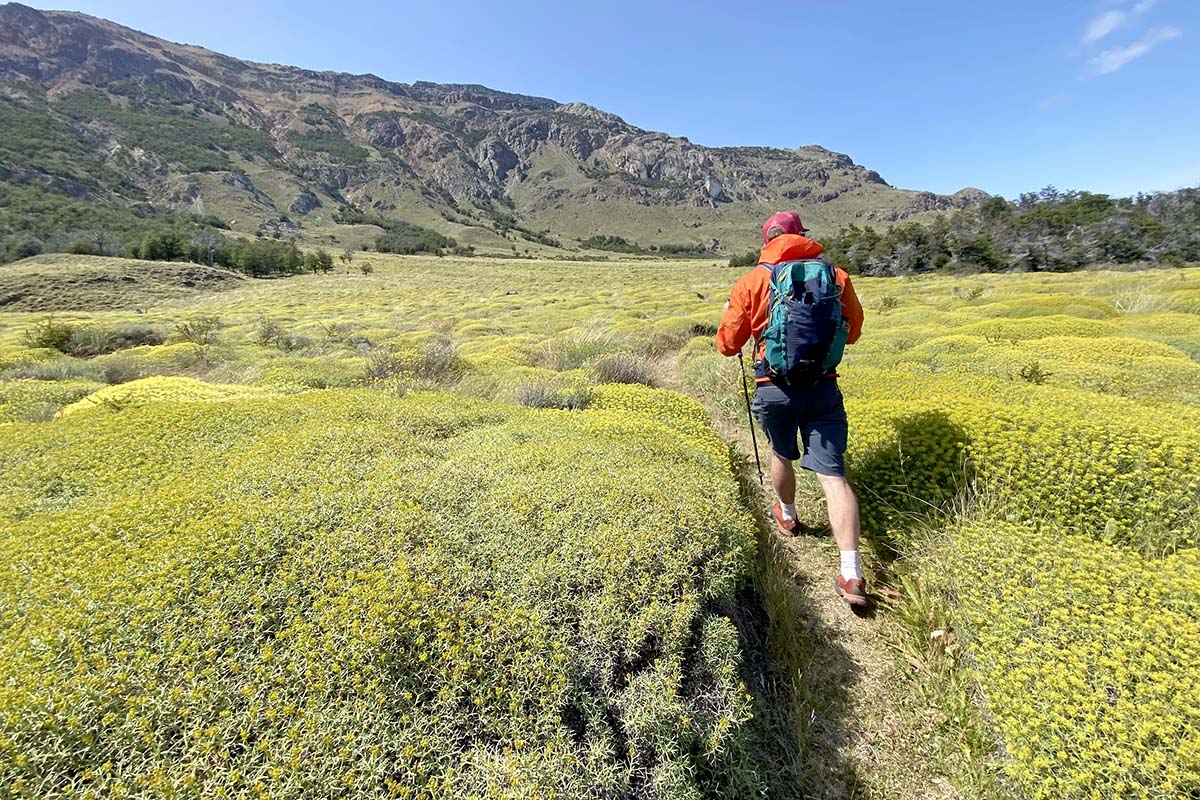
815,473,861,552
771,452,796,505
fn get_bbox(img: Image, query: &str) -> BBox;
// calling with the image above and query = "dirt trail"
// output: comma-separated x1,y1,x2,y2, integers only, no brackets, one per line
655,356,957,800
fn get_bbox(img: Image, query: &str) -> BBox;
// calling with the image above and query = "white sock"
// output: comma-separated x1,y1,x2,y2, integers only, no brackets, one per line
780,502,798,521
840,550,863,581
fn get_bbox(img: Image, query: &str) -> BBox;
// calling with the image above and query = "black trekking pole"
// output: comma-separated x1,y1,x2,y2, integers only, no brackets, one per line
738,350,764,486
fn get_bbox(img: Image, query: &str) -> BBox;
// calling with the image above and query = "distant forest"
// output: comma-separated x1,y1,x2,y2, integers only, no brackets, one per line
734,186,1200,275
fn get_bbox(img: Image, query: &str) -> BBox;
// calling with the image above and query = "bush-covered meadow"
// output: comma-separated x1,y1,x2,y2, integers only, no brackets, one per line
2,254,1199,798
682,265,1200,798
1,387,763,799
0,256,766,800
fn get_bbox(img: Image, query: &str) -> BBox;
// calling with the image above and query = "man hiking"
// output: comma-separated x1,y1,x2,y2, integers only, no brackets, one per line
715,211,867,606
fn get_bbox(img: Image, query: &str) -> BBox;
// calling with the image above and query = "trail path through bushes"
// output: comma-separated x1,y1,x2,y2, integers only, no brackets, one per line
656,356,960,800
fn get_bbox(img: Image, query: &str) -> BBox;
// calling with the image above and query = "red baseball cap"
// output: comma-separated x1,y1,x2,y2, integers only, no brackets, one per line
761,210,809,244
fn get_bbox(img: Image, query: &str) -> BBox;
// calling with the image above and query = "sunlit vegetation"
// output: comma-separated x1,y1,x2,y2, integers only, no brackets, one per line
1,253,1197,798
682,264,1200,798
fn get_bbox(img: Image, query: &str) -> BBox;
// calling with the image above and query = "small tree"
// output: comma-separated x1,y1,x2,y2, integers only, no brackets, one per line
138,231,186,262
174,315,223,364
316,248,334,273
339,248,354,266
283,244,305,274
189,230,230,267
359,261,374,275
89,226,112,256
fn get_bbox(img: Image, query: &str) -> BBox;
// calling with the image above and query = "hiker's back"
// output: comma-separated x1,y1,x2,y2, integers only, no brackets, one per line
759,257,849,384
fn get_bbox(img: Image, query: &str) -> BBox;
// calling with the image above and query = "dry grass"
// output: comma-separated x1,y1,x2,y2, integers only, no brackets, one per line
0,254,245,312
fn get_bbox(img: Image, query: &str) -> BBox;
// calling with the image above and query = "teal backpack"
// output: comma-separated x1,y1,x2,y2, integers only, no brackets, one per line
757,259,849,384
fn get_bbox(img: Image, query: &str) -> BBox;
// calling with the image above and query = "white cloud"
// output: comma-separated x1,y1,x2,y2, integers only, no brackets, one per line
1082,0,1157,43
1085,10,1129,43
1086,26,1181,76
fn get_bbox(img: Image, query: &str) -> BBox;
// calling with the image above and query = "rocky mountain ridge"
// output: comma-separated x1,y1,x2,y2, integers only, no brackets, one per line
0,3,987,254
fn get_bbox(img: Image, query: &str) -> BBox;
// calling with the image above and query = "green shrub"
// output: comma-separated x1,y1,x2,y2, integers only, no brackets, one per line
593,353,654,386
363,339,459,384
112,323,167,349
64,327,116,358
514,383,594,409
276,331,313,353
99,355,141,385
1,358,102,382
414,338,459,380
21,317,74,353
637,328,695,358
285,129,369,164
728,250,758,268
255,315,283,346
1017,361,1051,384
537,329,618,371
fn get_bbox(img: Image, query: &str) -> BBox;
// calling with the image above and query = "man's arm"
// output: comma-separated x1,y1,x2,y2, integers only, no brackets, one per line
838,270,864,344
715,278,751,356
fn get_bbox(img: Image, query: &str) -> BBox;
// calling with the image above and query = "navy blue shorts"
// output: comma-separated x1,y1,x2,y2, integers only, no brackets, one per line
751,377,848,476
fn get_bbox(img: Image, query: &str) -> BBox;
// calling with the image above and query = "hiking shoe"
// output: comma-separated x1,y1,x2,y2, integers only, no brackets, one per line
835,576,868,607
771,502,798,536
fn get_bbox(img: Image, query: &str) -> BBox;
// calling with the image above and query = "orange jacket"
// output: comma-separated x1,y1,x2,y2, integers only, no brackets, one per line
715,234,864,376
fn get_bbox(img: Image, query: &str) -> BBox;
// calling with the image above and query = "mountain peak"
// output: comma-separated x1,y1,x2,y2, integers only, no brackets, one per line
0,5,981,254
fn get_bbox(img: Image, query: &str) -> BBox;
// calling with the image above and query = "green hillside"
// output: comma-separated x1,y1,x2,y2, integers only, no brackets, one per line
0,3,985,263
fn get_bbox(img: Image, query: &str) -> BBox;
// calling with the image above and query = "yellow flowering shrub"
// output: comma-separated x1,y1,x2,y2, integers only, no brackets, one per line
59,376,276,416
896,336,1200,402
249,356,366,390
3,253,1199,799
590,383,732,470
944,523,1200,799
842,368,1200,553
956,315,1120,341
0,378,103,424
684,265,1200,797
0,345,66,371
968,294,1118,319
0,388,758,799
93,342,205,373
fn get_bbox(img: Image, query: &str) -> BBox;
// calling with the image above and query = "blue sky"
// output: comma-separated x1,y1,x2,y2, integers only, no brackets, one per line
24,0,1200,198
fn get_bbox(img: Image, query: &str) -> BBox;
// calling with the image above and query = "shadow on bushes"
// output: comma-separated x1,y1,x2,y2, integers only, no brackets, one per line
849,411,975,556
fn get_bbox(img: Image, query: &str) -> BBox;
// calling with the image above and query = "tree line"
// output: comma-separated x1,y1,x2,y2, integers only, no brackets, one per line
131,232,337,276
731,186,1200,274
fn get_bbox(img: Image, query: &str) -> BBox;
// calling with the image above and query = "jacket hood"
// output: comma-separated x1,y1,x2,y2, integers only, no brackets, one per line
758,234,825,265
